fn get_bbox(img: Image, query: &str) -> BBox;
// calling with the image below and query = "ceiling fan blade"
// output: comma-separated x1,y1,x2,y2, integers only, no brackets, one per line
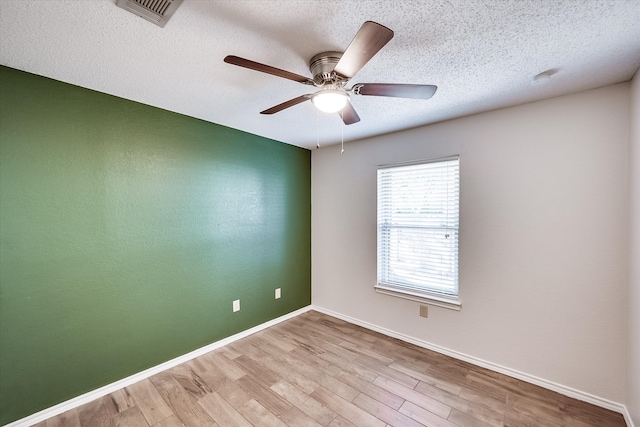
260,95,312,115
224,55,314,85
333,21,394,79
353,83,437,99
340,101,361,125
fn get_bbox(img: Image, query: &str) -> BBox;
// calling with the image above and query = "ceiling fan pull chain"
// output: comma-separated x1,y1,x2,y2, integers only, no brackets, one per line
341,108,345,153
316,108,320,149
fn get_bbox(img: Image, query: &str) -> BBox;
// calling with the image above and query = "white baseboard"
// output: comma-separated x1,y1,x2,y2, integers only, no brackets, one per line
311,305,633,426
623,407,636,427
4,306,312,427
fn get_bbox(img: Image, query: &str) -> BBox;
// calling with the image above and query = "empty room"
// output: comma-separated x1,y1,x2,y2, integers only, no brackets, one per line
1,1,639,426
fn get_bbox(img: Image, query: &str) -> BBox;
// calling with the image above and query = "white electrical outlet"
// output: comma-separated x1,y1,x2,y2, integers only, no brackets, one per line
275,288,281,299
233,299,240,312
419,305,428,318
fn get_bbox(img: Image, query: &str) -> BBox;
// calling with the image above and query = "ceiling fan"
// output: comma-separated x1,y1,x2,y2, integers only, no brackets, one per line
224,21,437,125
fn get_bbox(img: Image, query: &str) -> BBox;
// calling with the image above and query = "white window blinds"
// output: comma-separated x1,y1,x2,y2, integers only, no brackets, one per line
377,157,460,299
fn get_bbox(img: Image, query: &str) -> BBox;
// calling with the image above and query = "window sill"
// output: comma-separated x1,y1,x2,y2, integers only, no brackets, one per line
375,284,461,311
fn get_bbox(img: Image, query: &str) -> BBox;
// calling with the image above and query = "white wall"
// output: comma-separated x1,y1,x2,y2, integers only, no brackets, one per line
312,83,630,404
628,69,640,425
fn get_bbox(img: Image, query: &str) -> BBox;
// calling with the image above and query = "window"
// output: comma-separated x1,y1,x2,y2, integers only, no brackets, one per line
376,156,460,310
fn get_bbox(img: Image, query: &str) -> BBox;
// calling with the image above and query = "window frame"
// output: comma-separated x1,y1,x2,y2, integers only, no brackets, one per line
375,156,461,311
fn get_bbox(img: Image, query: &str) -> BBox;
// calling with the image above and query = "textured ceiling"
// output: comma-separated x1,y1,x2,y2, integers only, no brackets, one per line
1,0,639,150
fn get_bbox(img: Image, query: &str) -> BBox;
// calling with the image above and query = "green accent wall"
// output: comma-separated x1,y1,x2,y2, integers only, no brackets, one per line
0,66,311,425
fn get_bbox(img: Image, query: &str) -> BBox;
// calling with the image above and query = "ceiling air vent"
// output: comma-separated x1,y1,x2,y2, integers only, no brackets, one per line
115,0,183,27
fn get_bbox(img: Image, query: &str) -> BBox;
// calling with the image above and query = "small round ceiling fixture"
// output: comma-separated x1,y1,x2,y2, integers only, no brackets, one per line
532,69,558,85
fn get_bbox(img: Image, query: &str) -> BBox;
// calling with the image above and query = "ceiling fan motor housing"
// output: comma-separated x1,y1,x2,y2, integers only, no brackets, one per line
309,51,343,86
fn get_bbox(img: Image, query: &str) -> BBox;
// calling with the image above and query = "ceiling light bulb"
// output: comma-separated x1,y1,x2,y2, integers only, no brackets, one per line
312,89,348,113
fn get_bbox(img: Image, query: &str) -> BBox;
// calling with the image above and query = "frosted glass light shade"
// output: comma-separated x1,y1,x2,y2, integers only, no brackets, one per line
312,89,348,113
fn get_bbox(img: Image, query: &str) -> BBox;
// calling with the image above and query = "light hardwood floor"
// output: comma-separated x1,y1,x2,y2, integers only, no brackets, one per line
34,310,626,427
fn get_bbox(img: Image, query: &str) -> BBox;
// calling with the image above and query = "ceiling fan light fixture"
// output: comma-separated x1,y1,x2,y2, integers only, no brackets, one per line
312,89,349,113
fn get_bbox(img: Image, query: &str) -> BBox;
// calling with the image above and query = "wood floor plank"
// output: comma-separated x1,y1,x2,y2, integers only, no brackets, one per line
366,336,440,366
197,391,252,427
458,386,509,414
243,333,271,348
237,399,288,427
289,321,362,360
127,379,175,426
214,377,253,409
415,380,504,427
326,415,358,427
335,359,380,383
314,343,361,369
260,329,299,353
339,340,395,366
279,406,326,427
507,394,563,425
236,336,321,394
112,406,150,427
270,380,337,426
76,396,117,427
481,370,559,407
169,363,213,399
447,407,495,427
428,361,472,386
291,321,350,347
291,346,343,377
310,386,387,427
354,355,420,389
108,388,137,414
398,401,458,427
278,318,368,380
306,330,361,362
236,373,294,416
255,347,321,394
151,414,186,427
350,327,383,345
148,371,215,427
215,345,242,360
232,354,282,387
45,409,81,427
315,373,361,402
557,394,626,426
304,322,373,352
390,360,464,395
373,375,452,419
205,352,246,381
230,338,269,360
335,370,405,410
404,353,442,373
463,371,511,403
186,356,227,393
278,324,331,354
264,342,329,381
352,393,424,427
503,407,563,427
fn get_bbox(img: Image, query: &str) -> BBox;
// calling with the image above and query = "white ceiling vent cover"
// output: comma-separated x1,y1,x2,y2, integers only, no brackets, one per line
115,0,183,27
